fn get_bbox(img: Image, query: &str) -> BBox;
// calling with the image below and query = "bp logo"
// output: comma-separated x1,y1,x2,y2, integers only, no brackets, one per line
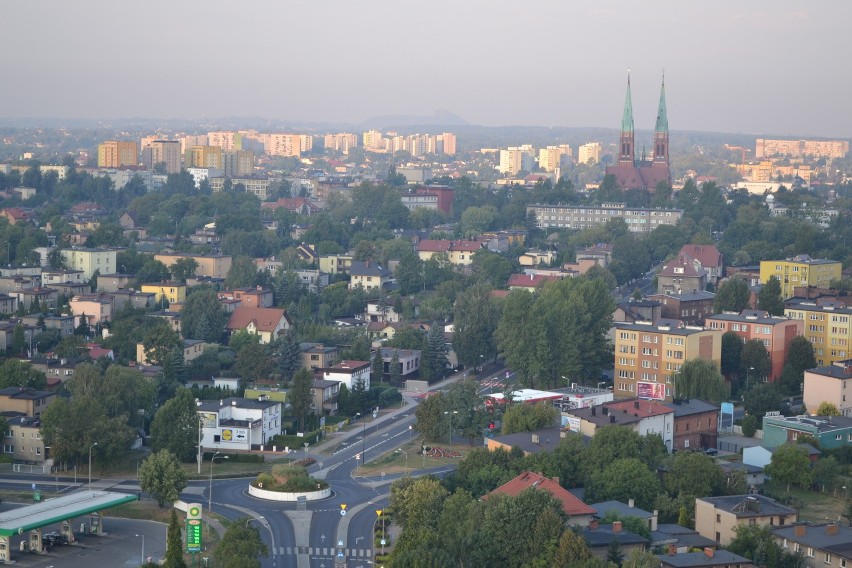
187,503,203,520
189,506,201,517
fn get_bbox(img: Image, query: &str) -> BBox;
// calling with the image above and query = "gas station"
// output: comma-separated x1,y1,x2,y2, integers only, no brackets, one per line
0,490,137,562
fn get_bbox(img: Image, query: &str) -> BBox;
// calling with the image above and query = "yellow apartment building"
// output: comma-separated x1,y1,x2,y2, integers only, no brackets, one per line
785,299,851,366
97,140,138,168
154,253,232,279
760,256,842,299
613,320,721,401
141,281,187,305
185,145,223,169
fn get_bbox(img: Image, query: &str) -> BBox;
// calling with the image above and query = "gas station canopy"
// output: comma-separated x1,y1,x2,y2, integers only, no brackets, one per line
0,490,136,536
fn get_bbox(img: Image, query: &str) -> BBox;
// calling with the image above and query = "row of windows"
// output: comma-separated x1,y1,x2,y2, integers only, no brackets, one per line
3,445,41,455
4,431,41,439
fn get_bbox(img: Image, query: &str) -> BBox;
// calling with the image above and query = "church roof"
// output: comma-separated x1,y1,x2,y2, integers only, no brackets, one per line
621,73,634,132
655,74,668,132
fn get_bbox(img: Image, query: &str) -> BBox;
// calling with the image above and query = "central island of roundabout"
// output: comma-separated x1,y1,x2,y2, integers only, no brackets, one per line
248,464,331,502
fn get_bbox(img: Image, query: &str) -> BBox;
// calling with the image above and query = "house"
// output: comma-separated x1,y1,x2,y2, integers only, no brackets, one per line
12,288,59,311
657,549,755,568
197,397,282,451
365,299,419,323
59,248,118,280
348,260,392,290
0,274,39,294
679,244,724,287
664,398,719,452
583,519,649,561
485,471,597,527
0,386,56,418
366,321,403,340
0,207,34,225
136,339,209,365
652,524,719,555
743,443,821,470
0,294,17,314
300,343,339,370
321,360,371,390
154,252,232,279
507,273,563,292
226,307,291,344
705,310,804,382
69,294,113,326
562,399,675,452
41,269,85,287
519,250,557,267
21,314,74,338
694,495,797,545
803,360,852,418
614,299,663,325
773,523,852,568
648,292,717,326
96,273,135,292
658,252,708,295
761,412,852,450
486,425,566,456
378,347,421,377
0,321,37,354
718,461,767,488
590,499,658,531
2,416,47,464
118,211,139,229
107,289,157,311
318,254,353,275
416,239,486,266
141,281,187,305
311,379,340,416
217,287,274,309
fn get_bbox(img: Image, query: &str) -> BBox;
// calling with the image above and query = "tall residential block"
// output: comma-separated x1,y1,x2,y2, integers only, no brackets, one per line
142,140,181,173
785,298,851,366
538,145,572,173
759,255,842,299
262,134,301,157
324,133,358,153
613,319,721,401
222,150,255,177
755,138,848,159
499,146,534,176
440,132,457,155
97,141,138,168
578,142,602,164
185,145,223,169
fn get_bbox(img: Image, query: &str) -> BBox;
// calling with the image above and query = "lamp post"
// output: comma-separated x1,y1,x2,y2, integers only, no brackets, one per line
209,452,228,514
843,486,848,500
197,416,203,475
88,442,98,490
745,366,755,395
444,410,458,445
135,533,145,564
396,449,409,474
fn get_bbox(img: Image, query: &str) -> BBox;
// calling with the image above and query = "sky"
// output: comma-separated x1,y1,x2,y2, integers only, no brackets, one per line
1,0,850,138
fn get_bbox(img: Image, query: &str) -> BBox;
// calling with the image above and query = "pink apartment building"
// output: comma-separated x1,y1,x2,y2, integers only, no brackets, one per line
803,359,852,417
705,309,803,382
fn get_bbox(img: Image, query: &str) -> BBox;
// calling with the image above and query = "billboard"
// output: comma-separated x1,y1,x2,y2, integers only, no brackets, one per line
221,428,248,443
199,412,217,428
637,381,665,400
562,415,581,433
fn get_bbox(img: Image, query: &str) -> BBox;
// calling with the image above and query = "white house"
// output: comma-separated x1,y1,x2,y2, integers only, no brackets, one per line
321,360,371,391
197,397,282,451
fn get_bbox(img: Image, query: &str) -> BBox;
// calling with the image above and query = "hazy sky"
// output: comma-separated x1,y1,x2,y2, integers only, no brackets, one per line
1,1,850,138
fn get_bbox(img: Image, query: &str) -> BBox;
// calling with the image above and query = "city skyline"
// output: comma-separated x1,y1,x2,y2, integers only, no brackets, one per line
1,1,850,138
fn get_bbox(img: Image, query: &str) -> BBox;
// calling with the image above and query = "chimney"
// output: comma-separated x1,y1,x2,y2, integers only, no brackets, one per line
703,547,714,558
589,519,599,530
794,525,807,537
668,544,676,556
219,399,224,406
826,524,839,536
612,521,622,533
628,498,635,508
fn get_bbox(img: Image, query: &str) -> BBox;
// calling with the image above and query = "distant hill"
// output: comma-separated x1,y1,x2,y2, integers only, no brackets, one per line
360,108,468,129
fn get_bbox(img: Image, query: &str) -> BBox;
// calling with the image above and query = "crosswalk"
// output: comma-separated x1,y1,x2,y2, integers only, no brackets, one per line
277,546,372,558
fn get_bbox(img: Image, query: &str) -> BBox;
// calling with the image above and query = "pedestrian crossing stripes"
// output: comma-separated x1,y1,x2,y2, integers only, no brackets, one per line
277,546,372,557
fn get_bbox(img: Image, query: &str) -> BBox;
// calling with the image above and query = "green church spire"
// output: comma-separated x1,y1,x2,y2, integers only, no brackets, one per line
621,72,634,132
655,73,668,133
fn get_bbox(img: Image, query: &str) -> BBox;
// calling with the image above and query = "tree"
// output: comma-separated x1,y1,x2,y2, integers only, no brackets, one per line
11,323,26,356
664,452,723,499
552,529,592,567
395,252,424,295
426,322,449,381
606,539,624,566
622,549,660,568
743,383,782,421
289,369,313,431
740,339,771,384
585,458,661,511
389,350,402,384
741,414,759,437
0,359,47,389
816,401,840,416
213,517,268,568
501,402,558,435
163,509,187,568
170,257,199,283
721,331,743,376
276,329,301,383
414,391,449,442
757,275,784,316
139,449,188,507
674,359,729,403
181,287,225,342
714,279,750,313
584,426,667,481
142,321,181,366
728,524,805,568
150,388,199,462
453,284,501,369
135,258,172,288
766,444,812,492
235,342,272,384
372,348,384,384
225,256,259,289
779,336,816,395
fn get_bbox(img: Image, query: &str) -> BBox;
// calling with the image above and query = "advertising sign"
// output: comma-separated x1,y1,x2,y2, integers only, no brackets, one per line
636,381,665,400
186,519,202,553
221,429,248,443
565,415,581,433
199,412,217,428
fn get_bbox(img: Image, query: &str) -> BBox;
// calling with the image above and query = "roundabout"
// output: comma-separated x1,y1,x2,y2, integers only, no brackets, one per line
248,464,331,502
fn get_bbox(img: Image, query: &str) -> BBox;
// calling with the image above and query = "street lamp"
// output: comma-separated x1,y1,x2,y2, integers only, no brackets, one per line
444,410,458,445
135,533,145,564
88,442,98,490
843,486,848,500
209,452,229,514
396,449,409,475
745,366,755,395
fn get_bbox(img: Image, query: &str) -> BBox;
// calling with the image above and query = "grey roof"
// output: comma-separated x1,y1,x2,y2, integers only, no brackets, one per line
772,524,852,555
312,379,339,389
664,398,719,418
650,528,717,550
0,491,136,536
349,260,391,277
614,321,710,336
707,310,790,325
696,495,797,517
0,387,53,401
650,291,716,302
590,500,654,520
490,425,564,454
197,397,280,412
583,525,649,547
806,361,852,380
657,550,753,567
765,414,852,433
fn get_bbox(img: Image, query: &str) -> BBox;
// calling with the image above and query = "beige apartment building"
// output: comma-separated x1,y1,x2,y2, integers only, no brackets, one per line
97,140,138,168
222,150,255,177
261,134,301,157
538,145,572,173
578,142,602,164
755,138,849,159
803,359,852,418
143,140,181,173
695,495,797,545
185,145,223,169
154,252,232,279
527,202,683,235
613,320,721,401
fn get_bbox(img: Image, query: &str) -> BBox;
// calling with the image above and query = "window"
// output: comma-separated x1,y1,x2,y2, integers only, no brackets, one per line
3,445,12,453
684,439,689,448
807,547,814,557
825,553,832,563
716,514,721,523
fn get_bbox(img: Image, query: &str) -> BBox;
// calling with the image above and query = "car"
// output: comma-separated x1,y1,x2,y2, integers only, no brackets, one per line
42,532,67,546
704,448,718,456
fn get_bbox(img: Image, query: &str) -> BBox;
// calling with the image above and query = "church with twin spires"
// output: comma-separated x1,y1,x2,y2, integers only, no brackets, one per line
605,74,672,191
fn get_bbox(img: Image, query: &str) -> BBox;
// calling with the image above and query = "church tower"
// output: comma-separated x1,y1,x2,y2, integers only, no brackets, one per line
652,74,669,169
618,73,635,166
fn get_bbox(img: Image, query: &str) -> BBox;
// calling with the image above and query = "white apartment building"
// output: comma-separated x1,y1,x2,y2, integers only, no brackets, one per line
197,397,282,451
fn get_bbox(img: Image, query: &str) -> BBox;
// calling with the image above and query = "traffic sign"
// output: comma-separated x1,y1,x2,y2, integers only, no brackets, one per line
337,540,343,547
376,510,383,517
380,539,386,546
340,503,347,510
340,509,347,516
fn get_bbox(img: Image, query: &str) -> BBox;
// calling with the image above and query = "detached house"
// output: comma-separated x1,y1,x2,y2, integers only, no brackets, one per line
348,261,392,291
657,252,707,295
226,307,291,344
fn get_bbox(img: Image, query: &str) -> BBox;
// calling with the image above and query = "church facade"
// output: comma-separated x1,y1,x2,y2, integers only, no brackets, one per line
605,75,672,191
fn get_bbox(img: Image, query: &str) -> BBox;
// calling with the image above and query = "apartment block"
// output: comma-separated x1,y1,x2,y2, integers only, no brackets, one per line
613,319,721,401
528,202,682,234
97,140,138,168
499,146,534,175
705,310,804,382
803,360,852,418
60,248,118,279
695,495,796,546
222,150,254,177
154,253,232,279
208,175,270,199
785,298,851,366
262,134,301,157
142,140,181,173
760,256,842,299
185,145,223,169
324,133,358,153
578,142,602,164
755,138,848,159
538,145,572,172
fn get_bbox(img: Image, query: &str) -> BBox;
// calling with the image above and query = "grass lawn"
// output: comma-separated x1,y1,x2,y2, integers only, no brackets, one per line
763,480,850,523
354,439,474,477
184,457,294,480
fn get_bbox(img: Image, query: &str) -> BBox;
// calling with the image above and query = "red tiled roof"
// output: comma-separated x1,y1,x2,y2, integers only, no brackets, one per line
226,307,290,332
508,273,561,288
486,471,597,517
417,240,452,253
679,244,722,268
451,240,485,252
1,207,32,220
659,252,706,278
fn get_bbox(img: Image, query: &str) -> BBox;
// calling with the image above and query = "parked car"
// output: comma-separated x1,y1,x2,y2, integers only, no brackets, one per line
42,532,67,546
704,448,718,456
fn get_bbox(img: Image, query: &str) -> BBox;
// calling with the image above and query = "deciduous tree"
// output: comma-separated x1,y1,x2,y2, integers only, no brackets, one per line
213,517,268,568
757,275,784,316
816,401,840,416
289,369,313,431
766,444,812,492
139,449,188,507
674,359,729,403
585,458,661,511
150,388,199,462
714,279,750,313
